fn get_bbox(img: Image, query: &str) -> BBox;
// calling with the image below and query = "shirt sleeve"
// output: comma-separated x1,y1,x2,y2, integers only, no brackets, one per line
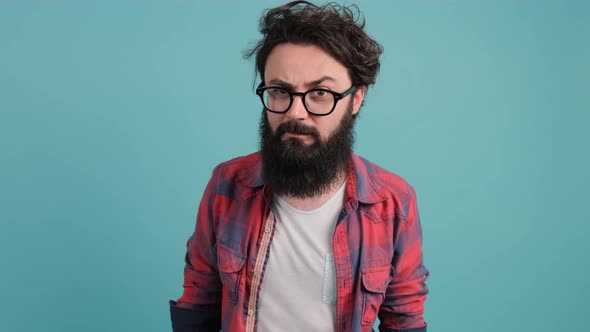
169,166,223,332
379,186,429,332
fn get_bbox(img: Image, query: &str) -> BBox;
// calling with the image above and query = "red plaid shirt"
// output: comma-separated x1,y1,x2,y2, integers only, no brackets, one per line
170,152,429,332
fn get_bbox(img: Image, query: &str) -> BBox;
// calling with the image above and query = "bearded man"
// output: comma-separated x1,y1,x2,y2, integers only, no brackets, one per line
170,2,429,331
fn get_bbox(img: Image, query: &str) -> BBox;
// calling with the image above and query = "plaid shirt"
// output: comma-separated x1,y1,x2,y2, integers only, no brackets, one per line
170,152,429,332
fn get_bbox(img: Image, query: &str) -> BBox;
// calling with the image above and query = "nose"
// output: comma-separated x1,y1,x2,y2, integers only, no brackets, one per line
285,95,308,120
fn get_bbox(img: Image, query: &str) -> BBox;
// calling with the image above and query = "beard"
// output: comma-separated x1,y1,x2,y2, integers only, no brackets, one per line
259,101,356,198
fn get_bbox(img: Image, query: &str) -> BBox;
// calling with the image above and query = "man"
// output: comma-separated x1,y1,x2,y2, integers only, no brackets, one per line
169,1,429,331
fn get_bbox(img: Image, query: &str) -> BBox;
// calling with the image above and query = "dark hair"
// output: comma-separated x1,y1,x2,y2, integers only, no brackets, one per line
244,1,383,88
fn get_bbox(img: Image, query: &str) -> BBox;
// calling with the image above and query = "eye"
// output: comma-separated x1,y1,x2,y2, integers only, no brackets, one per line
267,88,289,97
311,90,327,97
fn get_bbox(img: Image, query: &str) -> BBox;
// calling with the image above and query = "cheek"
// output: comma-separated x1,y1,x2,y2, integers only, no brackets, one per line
318,102,350,140
266,113,283,132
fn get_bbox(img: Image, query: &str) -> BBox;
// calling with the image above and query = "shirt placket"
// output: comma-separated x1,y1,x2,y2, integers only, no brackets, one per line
333,218,354,332
246,210,276,332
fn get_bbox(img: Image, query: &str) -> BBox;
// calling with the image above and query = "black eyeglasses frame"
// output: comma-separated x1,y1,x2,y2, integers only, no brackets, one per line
255,82,357,116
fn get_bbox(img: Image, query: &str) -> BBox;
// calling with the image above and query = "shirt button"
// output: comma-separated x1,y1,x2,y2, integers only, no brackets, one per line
248,309,255,316
264,226,272,234
253,271,261,278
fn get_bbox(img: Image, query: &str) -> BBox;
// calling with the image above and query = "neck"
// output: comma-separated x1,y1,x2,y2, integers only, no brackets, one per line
278,170,347,211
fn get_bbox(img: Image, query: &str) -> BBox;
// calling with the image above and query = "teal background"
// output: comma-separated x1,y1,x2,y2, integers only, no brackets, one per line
1,1,588,331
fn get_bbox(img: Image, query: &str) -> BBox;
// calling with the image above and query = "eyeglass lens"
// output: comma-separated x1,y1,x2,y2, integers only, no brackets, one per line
262,88,335,114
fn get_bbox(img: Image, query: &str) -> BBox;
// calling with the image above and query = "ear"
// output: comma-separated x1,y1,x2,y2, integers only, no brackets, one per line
351,86,366,115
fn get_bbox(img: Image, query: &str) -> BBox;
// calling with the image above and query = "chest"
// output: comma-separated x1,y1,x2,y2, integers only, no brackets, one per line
215,194,399,283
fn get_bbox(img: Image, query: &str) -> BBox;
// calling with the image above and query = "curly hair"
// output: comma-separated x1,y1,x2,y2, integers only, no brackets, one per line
244,1,383,88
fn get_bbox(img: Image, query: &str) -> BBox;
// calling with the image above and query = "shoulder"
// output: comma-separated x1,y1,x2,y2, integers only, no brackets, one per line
210,152,264,189
215,152,261,174
352,154,416,210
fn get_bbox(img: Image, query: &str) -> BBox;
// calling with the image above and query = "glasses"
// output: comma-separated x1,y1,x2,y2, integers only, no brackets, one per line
256,83,357,116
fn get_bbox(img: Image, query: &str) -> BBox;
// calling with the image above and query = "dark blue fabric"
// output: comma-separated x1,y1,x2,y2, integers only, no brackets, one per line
169,300,221,332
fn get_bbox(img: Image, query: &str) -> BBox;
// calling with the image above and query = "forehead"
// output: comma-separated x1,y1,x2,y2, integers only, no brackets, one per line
264,43,351,86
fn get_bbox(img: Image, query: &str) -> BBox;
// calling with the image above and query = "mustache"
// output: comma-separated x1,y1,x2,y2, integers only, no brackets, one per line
276,121,319,137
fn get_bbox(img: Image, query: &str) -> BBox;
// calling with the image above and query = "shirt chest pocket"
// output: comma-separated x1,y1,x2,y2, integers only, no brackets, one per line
217,244,247,304
361,265,391,326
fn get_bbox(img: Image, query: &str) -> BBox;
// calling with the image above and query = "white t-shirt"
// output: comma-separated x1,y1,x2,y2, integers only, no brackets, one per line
257,182,346,332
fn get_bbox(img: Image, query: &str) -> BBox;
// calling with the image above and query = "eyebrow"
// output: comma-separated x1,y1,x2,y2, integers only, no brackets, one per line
268,76,336,90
